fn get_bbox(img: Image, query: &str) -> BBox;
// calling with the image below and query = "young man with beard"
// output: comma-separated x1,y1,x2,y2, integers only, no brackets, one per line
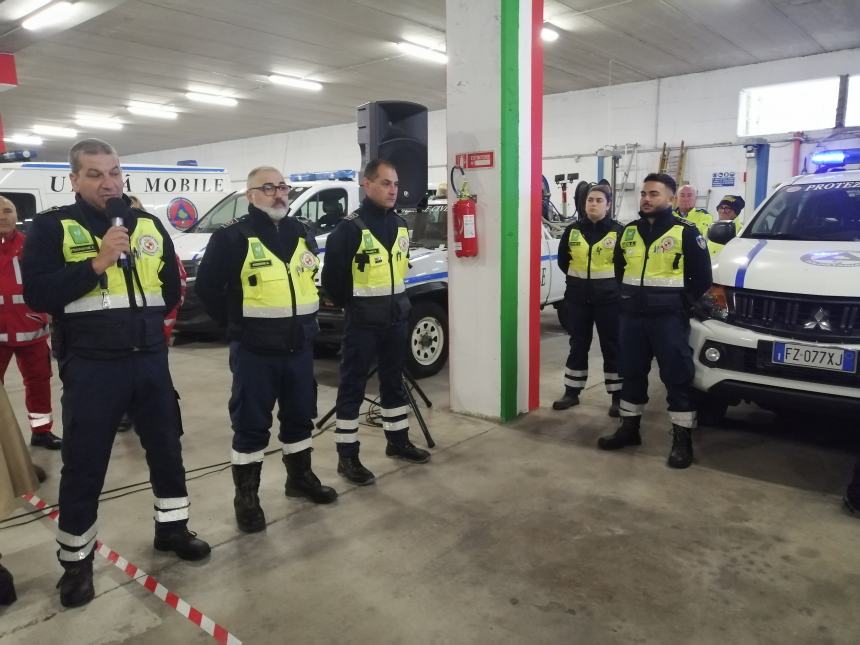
196,166,337,533
598,173,712,469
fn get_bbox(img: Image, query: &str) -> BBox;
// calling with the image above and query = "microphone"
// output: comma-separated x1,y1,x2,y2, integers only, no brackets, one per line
105,197,131,269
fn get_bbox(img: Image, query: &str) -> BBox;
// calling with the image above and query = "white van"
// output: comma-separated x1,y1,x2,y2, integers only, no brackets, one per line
692,155,860,422
0,161,230,234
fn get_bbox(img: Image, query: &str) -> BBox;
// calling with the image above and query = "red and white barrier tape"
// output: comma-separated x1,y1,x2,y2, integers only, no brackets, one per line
21,493,241,645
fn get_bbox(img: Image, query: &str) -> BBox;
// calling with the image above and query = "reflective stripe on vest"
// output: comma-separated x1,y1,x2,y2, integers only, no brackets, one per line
567,228,618,280
60,218,166,314
620,224,686,289
351,220,410,299
241,235,319,319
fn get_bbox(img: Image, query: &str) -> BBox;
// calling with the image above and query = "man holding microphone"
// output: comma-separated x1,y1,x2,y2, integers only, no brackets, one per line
22,139,210,608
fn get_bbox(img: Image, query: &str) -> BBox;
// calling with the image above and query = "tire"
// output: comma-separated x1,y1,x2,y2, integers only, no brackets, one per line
406,301,448,379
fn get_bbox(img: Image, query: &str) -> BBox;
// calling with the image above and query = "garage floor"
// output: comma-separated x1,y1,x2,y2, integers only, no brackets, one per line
1,312,858,644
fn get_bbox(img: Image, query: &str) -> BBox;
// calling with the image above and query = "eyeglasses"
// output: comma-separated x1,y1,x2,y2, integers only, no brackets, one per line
250,183,291,196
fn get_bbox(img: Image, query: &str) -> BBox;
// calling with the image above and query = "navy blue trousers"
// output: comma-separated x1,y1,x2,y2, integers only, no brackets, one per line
228,339,315,459
618,312,697,428
563,299,622,394
57,350,188,562
334,319,410,457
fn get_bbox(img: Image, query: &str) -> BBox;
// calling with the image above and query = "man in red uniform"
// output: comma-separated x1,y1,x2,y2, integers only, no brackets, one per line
0,196,60,449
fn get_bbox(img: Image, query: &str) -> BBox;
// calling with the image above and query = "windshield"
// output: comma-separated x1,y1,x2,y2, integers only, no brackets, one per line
746,180,860,241
404,203,447,248
191,186,311,233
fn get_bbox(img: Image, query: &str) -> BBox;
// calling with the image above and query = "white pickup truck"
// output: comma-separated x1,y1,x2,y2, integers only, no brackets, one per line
175,192,568,378
692,160,860,422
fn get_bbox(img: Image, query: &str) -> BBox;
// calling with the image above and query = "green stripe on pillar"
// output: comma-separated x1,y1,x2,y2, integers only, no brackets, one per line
500,0,519,420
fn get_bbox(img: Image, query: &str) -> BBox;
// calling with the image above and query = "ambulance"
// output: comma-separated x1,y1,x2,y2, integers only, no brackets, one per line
0,161,230,234
692,149,860,422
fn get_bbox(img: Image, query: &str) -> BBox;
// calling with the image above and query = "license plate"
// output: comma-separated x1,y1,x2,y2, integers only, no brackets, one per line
772,342,857,373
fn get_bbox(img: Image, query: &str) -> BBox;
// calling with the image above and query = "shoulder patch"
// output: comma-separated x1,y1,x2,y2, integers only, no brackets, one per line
343,211,361,221
696,235,707,250
219,214,248,229
37,206,66,218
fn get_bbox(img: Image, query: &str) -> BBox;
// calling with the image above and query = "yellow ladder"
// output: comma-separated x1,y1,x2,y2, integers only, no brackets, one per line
659,141,687,186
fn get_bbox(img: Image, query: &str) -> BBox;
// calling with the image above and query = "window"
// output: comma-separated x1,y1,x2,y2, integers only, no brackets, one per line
1,192,38,234
294,188,348,231
847,75,860,127
738,78,841,137
746,181,860,242
194,193,247,233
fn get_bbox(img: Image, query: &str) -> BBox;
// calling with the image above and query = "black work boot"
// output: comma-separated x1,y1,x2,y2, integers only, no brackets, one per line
608,392,621,418
386,440,431,463
57,558,94,608
552,388,580,411
667,425,694,469
597,416,642,450
231,463,266,533
284,449,338,504
154,526,211,561
30,431,62,450
337,455,375,486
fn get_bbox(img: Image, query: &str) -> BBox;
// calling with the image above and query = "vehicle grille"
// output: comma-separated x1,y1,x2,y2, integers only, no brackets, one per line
727,288,860,342
181,260,198,279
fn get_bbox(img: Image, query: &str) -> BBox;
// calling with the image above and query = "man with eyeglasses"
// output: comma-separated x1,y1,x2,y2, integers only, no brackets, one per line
321,159,431,487
196,166,336,534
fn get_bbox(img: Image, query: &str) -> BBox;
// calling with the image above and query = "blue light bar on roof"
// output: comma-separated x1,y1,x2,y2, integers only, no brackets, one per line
811,150,846,166
289,169,356,182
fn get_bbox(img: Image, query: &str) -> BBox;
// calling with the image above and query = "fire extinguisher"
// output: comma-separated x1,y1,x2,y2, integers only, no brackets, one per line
451,166,478,257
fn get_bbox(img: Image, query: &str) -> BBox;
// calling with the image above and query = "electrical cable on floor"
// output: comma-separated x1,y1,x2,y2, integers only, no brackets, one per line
0,427,328,530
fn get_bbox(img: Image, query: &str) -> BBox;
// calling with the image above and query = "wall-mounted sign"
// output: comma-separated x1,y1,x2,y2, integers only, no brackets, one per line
455,151,495,170
712,171,736,187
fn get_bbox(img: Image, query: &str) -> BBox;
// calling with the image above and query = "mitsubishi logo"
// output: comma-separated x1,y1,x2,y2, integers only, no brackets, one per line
803,307,832,332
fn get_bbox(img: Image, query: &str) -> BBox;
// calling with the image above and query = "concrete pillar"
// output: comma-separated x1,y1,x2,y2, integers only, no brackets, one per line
445,0,544,420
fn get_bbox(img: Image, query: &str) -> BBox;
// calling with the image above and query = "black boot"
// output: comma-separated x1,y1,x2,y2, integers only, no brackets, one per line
337,455,375,486
597,416,642,450
30,431,62,450
552,388,580,411
56,558,94,608
231,463,266,533
667,425,694,469
284,449,338,504
608,392,621,418
385,440,431,463
154,526,211,561
0,562,16,606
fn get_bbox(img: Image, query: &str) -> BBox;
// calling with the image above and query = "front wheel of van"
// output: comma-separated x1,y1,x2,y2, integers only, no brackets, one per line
406,301,448,379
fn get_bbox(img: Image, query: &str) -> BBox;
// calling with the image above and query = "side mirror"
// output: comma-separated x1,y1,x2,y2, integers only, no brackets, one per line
708,220,736,246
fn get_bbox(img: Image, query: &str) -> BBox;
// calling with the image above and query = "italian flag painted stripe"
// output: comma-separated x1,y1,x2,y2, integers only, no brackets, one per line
500,0,543,419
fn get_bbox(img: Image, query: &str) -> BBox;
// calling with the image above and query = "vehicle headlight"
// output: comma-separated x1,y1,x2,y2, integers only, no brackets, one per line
697,285,729,321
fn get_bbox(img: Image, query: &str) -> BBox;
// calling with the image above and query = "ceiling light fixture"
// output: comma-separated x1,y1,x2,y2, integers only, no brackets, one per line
4,134,43,146
186,92,238,107
541,25,560,43
395,41,448,64
21,1,75,31
127,102,178,119
4,0,52,22
268,75,323,92
75,116,124,130
32,124,77,138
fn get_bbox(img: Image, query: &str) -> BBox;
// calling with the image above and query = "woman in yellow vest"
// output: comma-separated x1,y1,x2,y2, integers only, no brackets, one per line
553,184,624,416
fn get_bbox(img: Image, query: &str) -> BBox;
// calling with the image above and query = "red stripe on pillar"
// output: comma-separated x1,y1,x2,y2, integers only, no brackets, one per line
528,0,544,410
